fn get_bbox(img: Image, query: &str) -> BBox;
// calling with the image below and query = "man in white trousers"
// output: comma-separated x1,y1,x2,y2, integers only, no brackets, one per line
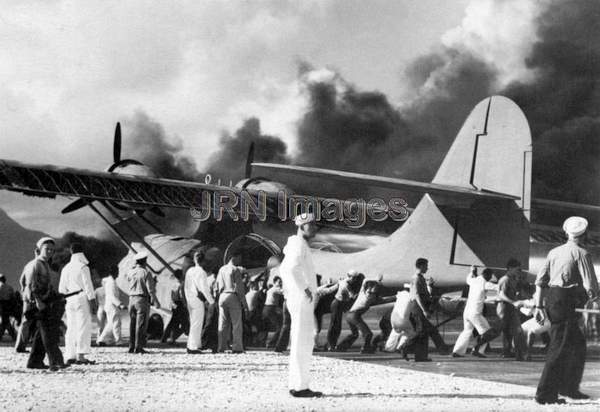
97,267,125,346
185,249,215,354
452,266,499,358
59,243,97,365
280,212,322,398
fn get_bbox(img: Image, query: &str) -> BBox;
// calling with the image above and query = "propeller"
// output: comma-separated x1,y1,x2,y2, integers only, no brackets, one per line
61,198,88,214
62,122,159,216
113,122,121,164
245,142,255,179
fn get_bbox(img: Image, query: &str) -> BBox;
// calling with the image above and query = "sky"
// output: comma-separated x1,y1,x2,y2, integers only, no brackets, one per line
1,0,587,237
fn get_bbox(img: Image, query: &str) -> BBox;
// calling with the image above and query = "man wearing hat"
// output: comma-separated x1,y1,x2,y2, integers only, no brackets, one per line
534,216,599,404
280,212,322,398
23,237,67,371
127,250,160,354
59,243,97,364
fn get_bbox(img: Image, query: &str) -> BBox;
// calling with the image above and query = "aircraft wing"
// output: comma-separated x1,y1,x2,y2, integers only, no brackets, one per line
0,159,234,210
252,163,520,202
0,159,390,224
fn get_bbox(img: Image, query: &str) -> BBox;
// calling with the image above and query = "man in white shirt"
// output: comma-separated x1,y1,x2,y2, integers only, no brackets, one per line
97,267,125,346
184,249,215,354
216,253,248,353
58,243,97,365
280,212,322,398
452,266,499,358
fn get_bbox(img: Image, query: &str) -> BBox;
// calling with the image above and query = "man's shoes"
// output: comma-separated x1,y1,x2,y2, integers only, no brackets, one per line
27,363,48,370
76,358,96,365
66,358,77,365
289,389,323,398
58,363,70,369
501,352,515,358
231,350,244,354
186,349,203,354
535,397,566,405
96,342,107,347
451,352,463,358
16,348,29,353
128,348,135,354
48,365,60,372
472,351,486,358
414,358,432,362
560,391,590,400
134,348,148,354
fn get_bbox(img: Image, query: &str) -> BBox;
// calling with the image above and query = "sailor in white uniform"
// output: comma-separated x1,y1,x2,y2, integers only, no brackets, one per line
59,243,97,364
280,212,322,398
452,266,499,358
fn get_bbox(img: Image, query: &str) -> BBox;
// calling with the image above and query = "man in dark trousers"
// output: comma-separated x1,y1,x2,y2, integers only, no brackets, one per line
408,258,450,361
23,237,68,371
0,274,17,341
127,251,160,354
326,270,362,351
496,258,527,360
534,216,599,405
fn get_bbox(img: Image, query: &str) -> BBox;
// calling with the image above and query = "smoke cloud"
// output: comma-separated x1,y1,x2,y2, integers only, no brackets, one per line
502,0,600,204
206,117,289,184
118,0,599,214
126,111,202,181
122,111,204,236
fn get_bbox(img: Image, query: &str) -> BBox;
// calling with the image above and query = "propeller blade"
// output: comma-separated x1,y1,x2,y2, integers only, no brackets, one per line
113,122,122,163
245,141,255,178
61,198,88,214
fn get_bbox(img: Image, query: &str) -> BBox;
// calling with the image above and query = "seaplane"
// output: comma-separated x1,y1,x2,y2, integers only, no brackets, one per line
1,95,598,325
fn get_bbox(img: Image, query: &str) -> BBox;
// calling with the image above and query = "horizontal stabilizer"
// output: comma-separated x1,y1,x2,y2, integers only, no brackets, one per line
252,163,519,202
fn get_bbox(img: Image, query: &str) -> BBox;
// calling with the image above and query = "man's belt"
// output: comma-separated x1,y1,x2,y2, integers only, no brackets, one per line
61,290,83,299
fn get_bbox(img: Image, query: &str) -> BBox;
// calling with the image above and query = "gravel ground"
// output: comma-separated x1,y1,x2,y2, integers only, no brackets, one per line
0,346,598,411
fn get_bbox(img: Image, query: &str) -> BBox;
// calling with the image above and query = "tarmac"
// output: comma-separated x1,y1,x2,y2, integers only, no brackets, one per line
1,343,599,411
0,312,598,410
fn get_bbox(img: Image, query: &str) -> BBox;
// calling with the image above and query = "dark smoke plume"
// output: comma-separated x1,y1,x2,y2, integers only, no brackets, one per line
292,0,598,208
123,111,203,235
502,0,600,204
206,117,289,184
126,111,202,181
295,51,496,186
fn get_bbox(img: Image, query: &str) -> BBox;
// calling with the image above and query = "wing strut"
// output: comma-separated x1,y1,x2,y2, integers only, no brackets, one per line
86,202,176,275
102,202,177,275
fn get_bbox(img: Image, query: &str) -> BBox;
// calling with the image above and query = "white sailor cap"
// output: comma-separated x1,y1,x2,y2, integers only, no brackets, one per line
133,250,149,261
347,269,359,278
294,212,316,226
563,216,588,237
36,236,55,249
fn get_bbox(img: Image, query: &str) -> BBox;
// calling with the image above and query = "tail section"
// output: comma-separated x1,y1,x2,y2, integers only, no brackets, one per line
433,95,532,213
312,96,533,287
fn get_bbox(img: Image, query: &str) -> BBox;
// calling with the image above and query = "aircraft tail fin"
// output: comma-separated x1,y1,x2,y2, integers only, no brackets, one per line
432,95,532,213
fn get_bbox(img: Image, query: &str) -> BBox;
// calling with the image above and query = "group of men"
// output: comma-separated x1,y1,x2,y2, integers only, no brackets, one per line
0,213,597,404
